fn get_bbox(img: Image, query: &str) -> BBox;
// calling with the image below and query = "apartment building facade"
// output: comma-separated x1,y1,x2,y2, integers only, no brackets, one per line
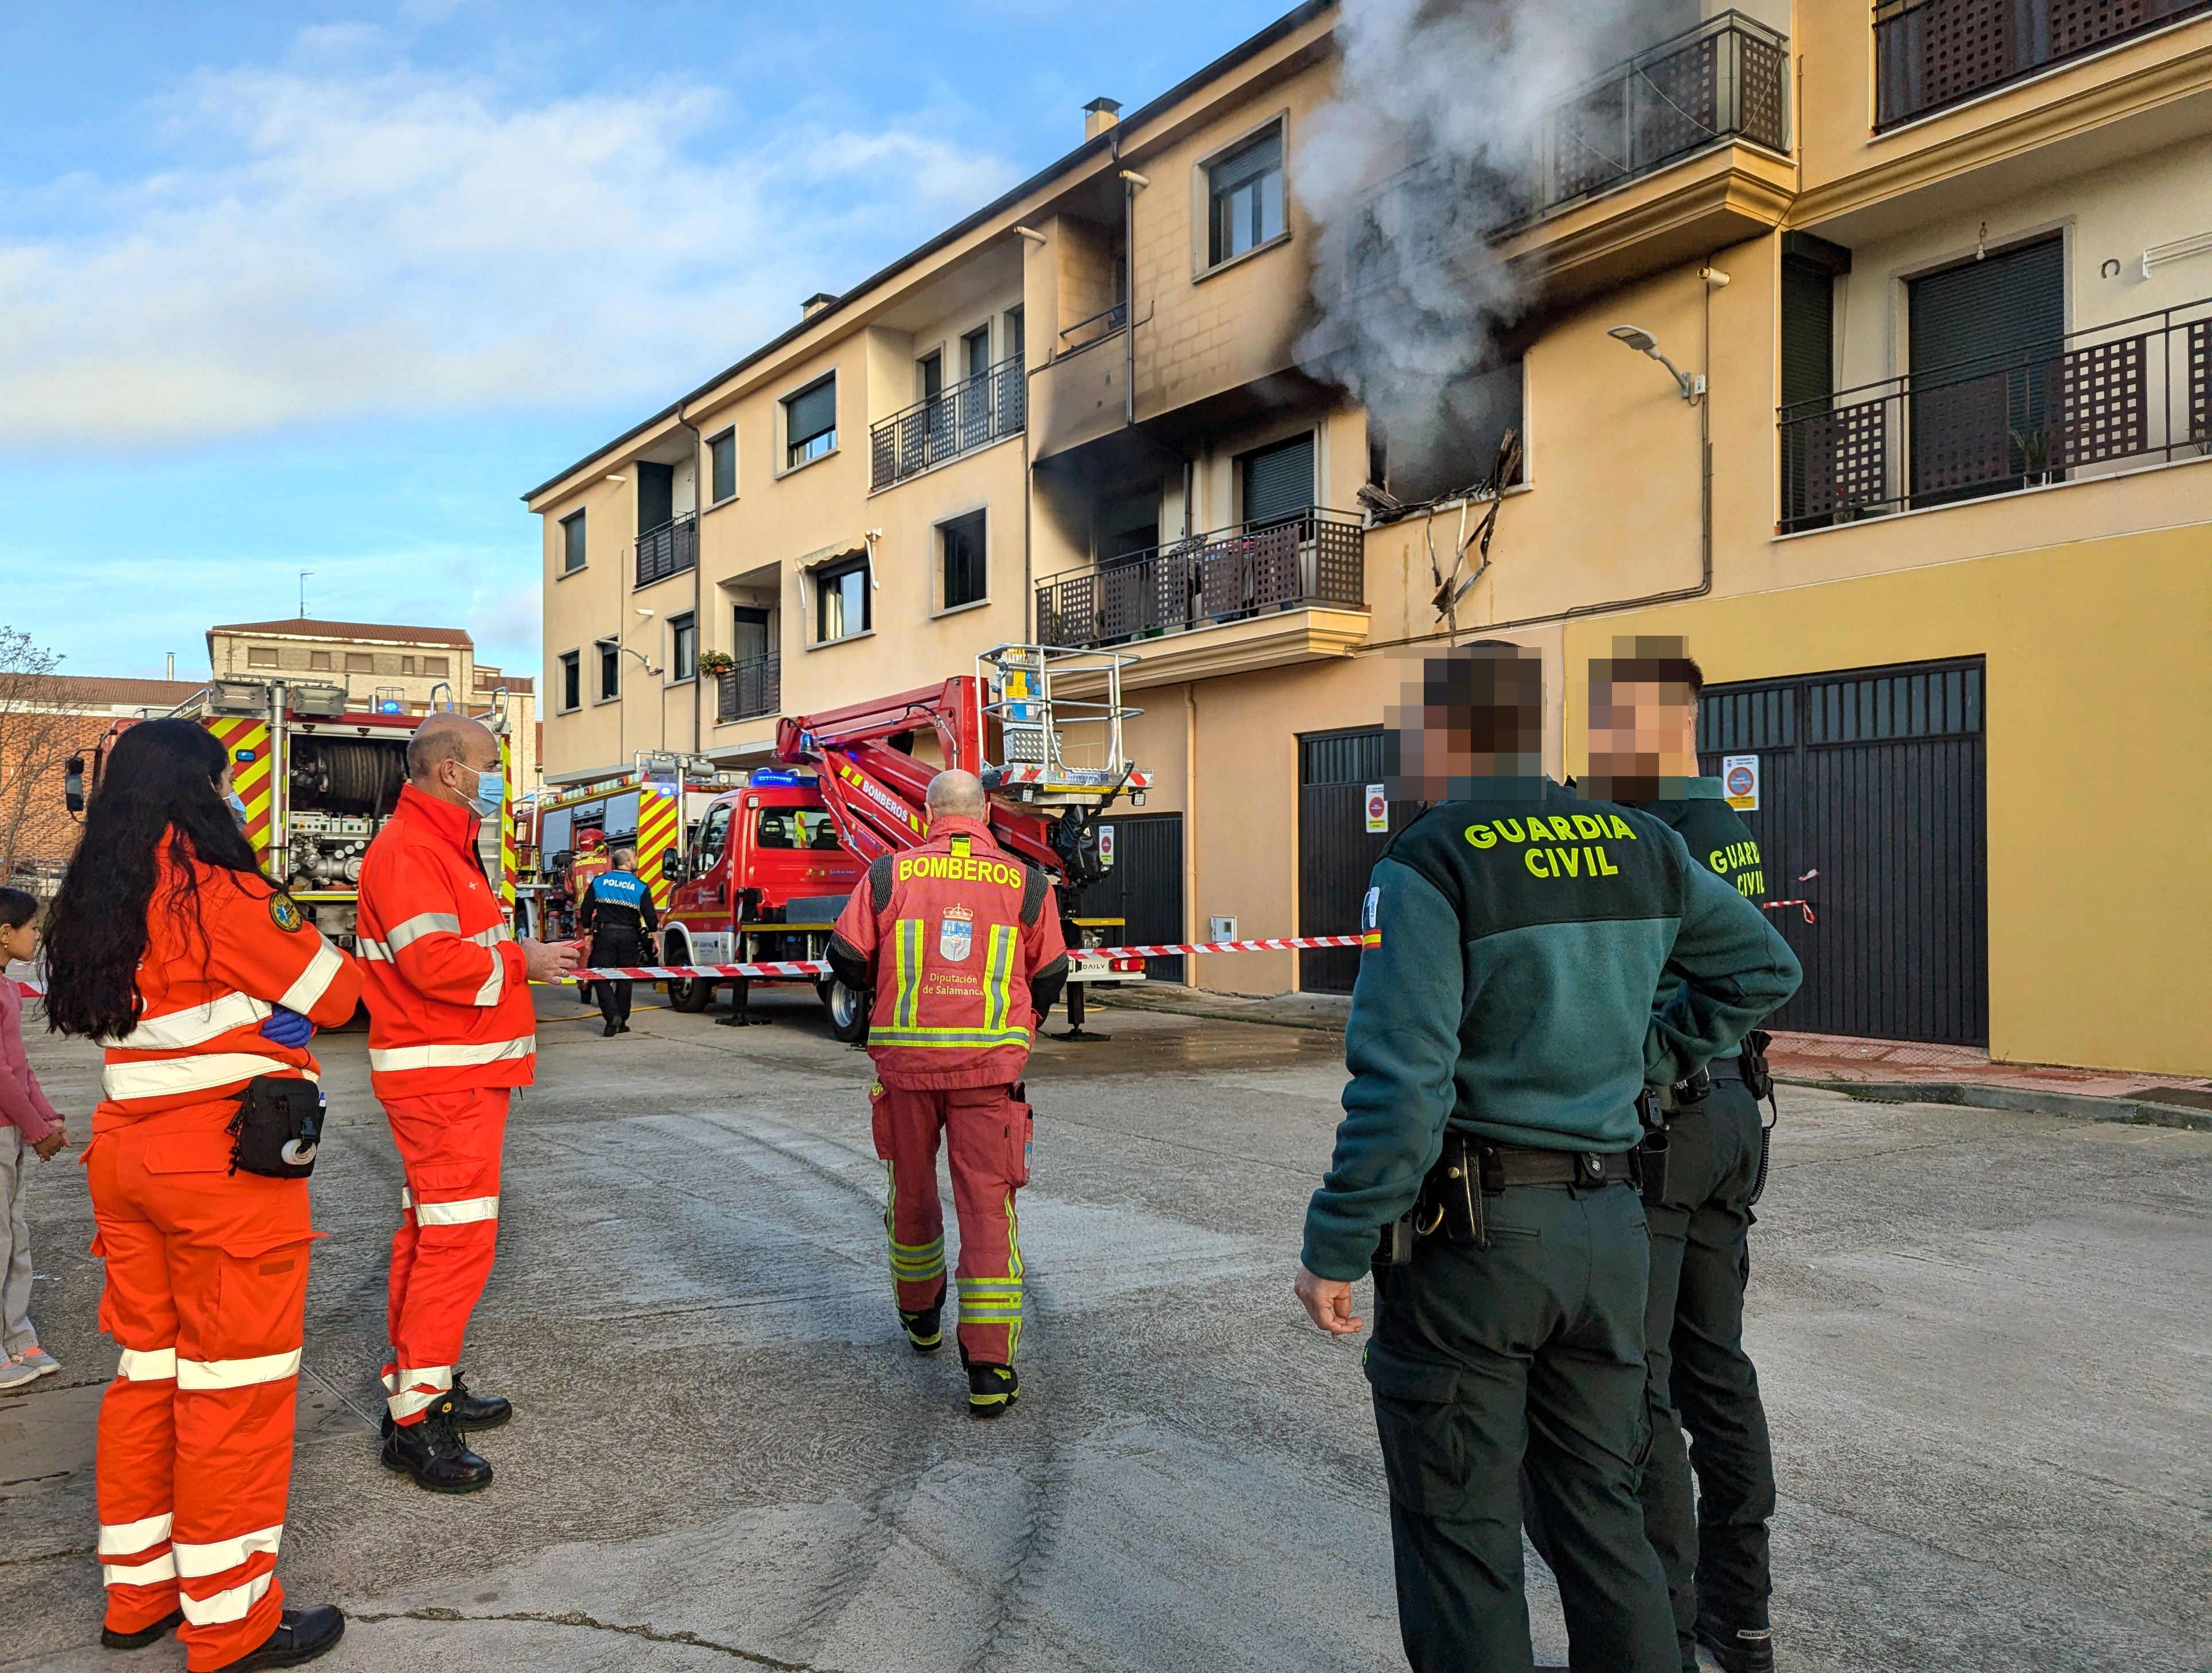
207,618,540,788
531,0,2212,1075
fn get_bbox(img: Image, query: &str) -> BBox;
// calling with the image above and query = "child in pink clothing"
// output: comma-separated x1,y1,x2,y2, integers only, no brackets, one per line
0,887,65,1390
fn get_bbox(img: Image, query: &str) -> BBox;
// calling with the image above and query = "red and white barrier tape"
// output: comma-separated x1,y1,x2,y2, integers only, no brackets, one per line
563,934,1373,983
1760,900,1817,925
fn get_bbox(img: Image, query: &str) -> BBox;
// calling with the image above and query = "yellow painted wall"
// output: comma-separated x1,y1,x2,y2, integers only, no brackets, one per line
1563,524,2212,1077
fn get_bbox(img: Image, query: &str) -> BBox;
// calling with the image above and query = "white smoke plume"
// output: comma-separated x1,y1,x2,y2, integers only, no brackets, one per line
1296,0,1685,505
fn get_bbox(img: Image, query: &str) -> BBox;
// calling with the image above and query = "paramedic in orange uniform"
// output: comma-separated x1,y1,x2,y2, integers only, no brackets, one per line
355,713,578,1492
827,770,1068,1417
44,718,360,1672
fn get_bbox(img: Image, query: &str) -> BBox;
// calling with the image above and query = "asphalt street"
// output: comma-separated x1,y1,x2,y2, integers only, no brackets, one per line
2,983,2206,1672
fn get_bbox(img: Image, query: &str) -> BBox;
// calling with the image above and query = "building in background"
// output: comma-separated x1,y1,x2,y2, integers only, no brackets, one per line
529,1,2212,1076
206,618,538,790
1,676,207,894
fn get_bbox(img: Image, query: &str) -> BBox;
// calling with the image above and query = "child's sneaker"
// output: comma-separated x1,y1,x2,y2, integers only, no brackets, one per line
0,1356,38,1392
16,1348,58,1378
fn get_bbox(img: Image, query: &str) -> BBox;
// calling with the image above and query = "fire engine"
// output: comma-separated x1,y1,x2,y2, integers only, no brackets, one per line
68,675,523,949
519,756,745,941
651,643,1152,1037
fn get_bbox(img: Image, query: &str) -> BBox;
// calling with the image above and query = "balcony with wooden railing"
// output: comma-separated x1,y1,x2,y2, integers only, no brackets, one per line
1779,294,2212,532
868,356,1026,492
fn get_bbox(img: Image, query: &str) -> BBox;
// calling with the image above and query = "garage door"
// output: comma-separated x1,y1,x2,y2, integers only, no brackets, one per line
1299,728,1421,994
1697,657,1988,1045
1086,812,1186,982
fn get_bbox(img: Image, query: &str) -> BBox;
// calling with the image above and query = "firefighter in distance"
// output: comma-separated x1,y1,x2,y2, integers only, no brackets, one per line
827,770,1069,1417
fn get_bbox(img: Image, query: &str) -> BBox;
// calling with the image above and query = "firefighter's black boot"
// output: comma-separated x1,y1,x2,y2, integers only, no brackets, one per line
1695,1622,1774,1673
380,1393,493,1492
206,1604,344,1670
448,1369,512,1429
965,1360,1019,1418
899,1284,945,1353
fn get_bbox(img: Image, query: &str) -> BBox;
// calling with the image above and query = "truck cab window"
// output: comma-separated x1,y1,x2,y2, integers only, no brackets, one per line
755,810,796,849
697,804,731,868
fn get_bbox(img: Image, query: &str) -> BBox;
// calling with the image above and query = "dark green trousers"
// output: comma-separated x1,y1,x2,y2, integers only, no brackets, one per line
1368,1176,1677,1673
1640,1073,1775,1668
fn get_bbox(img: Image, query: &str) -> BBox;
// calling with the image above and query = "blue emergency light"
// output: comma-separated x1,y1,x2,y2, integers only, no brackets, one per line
748,769,808,787
378,700,404,714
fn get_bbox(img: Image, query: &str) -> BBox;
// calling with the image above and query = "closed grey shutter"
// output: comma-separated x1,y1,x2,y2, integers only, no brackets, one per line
1241,433,1314,526
787,377,837,443
1909,237,2063,379
1779,260,1833,408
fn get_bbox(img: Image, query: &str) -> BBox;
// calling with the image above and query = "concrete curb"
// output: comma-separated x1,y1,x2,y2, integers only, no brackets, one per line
1788,1077,2212,1133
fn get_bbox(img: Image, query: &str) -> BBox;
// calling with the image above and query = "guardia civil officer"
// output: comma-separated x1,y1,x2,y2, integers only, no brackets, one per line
1584,642,1783,1673
580,846,659,1037
1294,643,1801,1673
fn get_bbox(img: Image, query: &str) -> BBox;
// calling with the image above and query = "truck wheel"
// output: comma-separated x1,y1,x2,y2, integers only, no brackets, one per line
820,977,869,1044
665,938,714,1012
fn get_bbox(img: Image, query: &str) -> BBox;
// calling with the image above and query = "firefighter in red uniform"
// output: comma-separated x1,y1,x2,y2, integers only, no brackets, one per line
44,718,361,1671
356,713,579,1491
828,770,1069,1416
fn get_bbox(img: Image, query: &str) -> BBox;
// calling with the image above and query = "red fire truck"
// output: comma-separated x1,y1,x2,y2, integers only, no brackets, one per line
655,644,1153,1038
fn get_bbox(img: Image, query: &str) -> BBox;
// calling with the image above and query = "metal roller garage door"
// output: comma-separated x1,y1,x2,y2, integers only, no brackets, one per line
1086,812,1186,982
1299,728,1421,994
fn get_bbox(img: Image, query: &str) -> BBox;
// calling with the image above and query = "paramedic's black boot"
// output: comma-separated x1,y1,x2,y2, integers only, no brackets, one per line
899,1292,944,1353
207,1604,345,1669
102,1608,184,1649
965,1360,1019,1418
380,1393,493,1492
448,1369,512,1430
1696,1622,1774,1673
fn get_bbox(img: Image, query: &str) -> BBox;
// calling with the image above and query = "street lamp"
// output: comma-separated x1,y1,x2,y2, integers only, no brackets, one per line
1607,325,1705,403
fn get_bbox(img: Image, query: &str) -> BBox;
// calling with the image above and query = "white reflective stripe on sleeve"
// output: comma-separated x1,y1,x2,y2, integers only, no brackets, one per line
104,1553,178,1588
470,925,512,947
175,1349,302,1391
356,938,391,962
174,1523,282,1579
116,1347,178,1382
472,951,505,1007
104,991,270,1051
99,1513,173,1555
384,912,463,952
180,1571,271,1627
102,1055,317,1102
368,1036,535,1072
276,939,345,1014
412,1195,498,1226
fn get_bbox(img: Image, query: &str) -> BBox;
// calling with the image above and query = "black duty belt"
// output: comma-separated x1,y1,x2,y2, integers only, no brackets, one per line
1377,1133,1634,1264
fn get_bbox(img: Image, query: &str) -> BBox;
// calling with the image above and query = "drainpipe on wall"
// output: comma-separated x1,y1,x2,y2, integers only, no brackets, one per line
676,404,704,753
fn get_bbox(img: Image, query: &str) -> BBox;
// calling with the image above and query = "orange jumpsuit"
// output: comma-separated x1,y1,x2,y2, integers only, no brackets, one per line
829,817,1067,1364
355,785,535,1426
87,846,360,1672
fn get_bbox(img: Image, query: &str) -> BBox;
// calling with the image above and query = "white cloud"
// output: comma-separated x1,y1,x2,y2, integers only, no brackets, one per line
0,56,1014,449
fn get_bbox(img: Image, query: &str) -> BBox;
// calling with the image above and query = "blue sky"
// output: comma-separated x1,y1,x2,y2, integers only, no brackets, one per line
0,0,1293,682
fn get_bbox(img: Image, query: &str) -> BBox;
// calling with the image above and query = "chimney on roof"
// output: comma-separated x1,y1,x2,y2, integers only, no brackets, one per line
1084,98,1121,141
801,291,836,318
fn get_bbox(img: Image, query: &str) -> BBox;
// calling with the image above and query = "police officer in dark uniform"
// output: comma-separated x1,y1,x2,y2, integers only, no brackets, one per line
579,847,658,1037
1584,641,1783,1673
1294,643,1800,1673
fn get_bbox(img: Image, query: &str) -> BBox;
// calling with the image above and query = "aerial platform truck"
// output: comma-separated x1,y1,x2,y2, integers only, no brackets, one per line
772,643,1154,1038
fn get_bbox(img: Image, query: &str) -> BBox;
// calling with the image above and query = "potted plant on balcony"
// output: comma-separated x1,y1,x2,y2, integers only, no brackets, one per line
696,650,736,676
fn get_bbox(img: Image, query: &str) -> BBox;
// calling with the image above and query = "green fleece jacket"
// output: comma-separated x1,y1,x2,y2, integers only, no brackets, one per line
1300,777,1801,1281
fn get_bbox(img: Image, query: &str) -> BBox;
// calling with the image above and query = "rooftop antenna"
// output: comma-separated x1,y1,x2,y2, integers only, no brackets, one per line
298,571,313,618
